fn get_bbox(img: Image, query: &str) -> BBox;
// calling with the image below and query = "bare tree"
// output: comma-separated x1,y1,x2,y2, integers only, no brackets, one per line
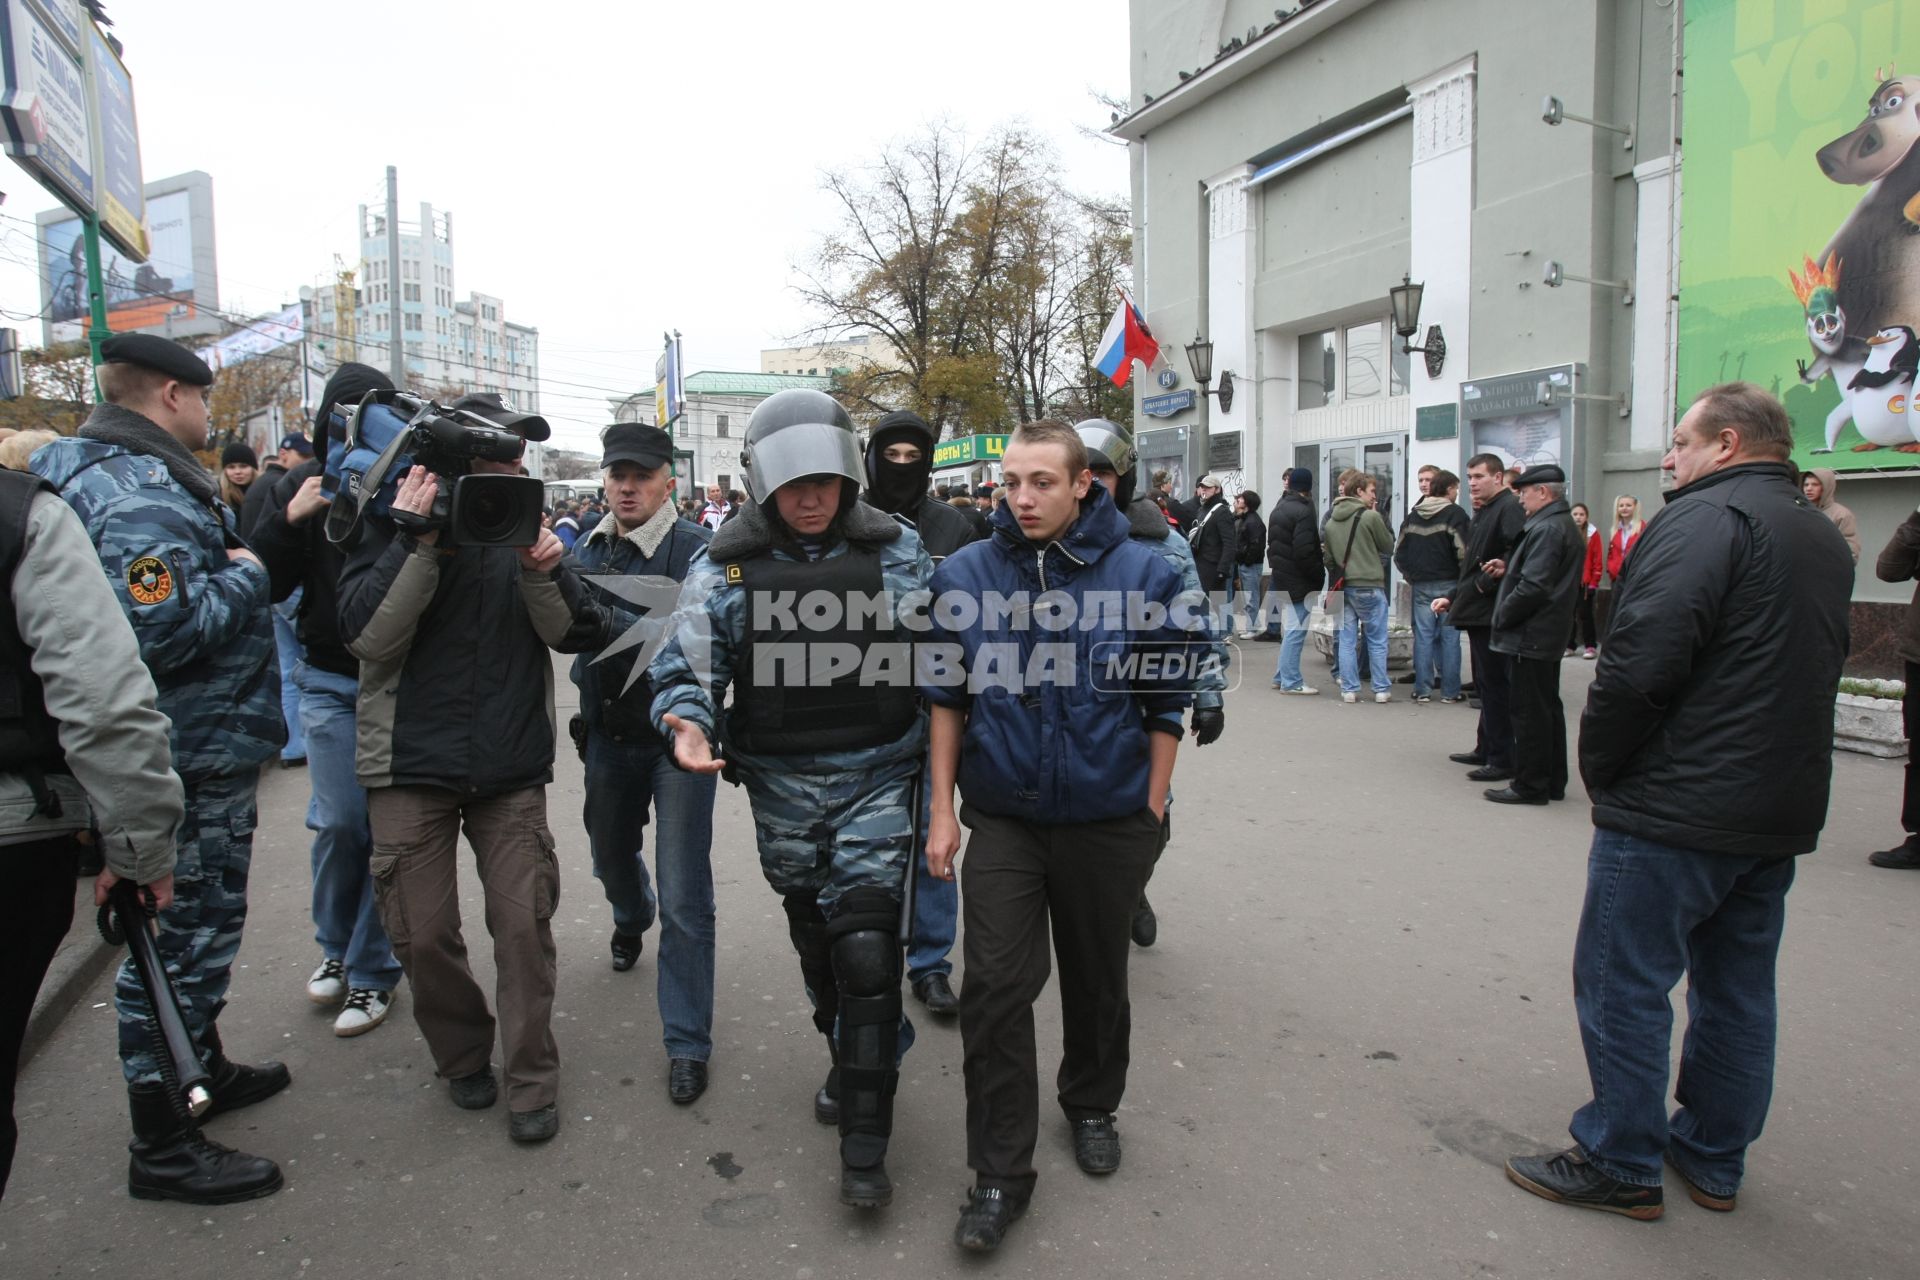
0,341,95,435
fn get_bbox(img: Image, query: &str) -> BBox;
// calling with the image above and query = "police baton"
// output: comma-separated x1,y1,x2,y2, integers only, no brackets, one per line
99,879,214,1118
899,764,923,946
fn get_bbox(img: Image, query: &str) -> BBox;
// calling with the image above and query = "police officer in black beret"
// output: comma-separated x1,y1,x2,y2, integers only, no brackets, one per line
1483,464,1584,805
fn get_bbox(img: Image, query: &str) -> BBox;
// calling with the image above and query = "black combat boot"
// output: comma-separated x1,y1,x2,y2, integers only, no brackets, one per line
198,1021,291,1118
814,1064,840,1126
127,1083,283,1204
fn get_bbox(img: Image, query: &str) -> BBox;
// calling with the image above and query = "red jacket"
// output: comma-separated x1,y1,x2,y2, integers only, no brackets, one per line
1582,529,1604,589
1606,522,1643,582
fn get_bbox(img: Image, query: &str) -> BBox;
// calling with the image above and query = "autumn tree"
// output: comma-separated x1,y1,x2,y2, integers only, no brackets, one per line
0,340,95,435
206,350,302,462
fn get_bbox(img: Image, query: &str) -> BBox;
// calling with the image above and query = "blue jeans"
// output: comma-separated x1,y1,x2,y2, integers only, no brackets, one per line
1271,595,1313,688
1230,565,1263,634
906,777,956,983
295,662,399,992
1336,586,1390,694
273,590,306,761
1568,829,1796,1193
583,731,719,1060
1409,580,1461,698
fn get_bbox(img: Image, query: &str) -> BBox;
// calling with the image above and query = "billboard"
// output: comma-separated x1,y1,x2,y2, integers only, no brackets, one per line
86,22,143,258
0,0,91,215
1680,0,1920,473
655,331,683,428
39,173,216,344
196,304,302,374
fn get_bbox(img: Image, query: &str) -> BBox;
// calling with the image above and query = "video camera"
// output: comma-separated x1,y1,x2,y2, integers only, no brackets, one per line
320,390,547,547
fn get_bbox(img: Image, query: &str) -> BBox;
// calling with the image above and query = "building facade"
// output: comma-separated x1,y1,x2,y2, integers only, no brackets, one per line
759,333,894,377
1115,0,1918,666
610,370,832,498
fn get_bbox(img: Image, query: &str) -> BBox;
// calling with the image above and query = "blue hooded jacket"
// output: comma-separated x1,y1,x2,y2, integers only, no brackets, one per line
922,483,1199,824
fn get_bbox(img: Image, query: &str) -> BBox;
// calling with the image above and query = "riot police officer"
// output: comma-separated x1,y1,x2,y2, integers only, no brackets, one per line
32,335,287,1203
647,389,930,1209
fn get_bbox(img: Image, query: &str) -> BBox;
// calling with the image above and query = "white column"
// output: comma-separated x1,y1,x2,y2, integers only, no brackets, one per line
1407,57,1477,476
1205,165,1256,489
1631,156,1679,452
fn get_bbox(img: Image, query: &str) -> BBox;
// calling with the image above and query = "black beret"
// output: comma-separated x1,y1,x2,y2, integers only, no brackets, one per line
1513,464,1567,488
100,334,213,386
601,421,672,469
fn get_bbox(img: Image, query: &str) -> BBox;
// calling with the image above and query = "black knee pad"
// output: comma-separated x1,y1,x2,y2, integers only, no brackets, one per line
829,926,900,996
782,892,837,1037
825,896,903,1151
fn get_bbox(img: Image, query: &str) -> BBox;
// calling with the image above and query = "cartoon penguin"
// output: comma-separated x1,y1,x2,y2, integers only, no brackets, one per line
1845,325,1920,450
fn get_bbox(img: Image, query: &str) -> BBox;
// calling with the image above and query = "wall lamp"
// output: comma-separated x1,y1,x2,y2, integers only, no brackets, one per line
1542,260,1633,305
1388,274,1446,378
1541,95,1633,149
1184,334,1236,413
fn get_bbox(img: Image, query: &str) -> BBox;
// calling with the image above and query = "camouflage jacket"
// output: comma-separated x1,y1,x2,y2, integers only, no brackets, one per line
647,499,930,780
32,408,283,780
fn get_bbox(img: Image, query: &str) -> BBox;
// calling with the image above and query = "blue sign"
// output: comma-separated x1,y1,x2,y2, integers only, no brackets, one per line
1141,389,1195,418
87,25,144,259
1155,368,1180,390
0,0,93,216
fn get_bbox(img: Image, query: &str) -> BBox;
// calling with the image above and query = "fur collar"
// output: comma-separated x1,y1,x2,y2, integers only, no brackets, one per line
584,497,679,557
79,402,220,507
707,496,900,561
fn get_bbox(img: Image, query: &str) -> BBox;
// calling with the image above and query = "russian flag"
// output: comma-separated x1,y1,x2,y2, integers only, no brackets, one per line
1094,289,1161,388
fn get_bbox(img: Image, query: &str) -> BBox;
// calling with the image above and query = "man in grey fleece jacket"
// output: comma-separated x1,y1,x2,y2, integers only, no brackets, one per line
1,471,182,1200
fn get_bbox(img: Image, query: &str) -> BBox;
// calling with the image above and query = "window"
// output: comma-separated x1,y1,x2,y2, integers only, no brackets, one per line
1297,331,1337,409
718,474,732,491
715,413,729,438
1297,320,1409,409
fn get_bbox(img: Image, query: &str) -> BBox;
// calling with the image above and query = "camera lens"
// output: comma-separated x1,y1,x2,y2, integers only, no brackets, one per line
466,485,513,540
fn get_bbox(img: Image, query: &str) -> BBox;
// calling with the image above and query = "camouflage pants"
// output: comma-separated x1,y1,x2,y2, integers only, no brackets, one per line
741,755,919,915
116,770,260,1086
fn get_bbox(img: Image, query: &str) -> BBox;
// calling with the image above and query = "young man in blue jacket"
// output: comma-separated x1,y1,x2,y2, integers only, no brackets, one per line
922,419,1201,1254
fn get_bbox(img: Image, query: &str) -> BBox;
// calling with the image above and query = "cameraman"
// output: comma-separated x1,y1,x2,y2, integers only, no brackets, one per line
336,393,608,1145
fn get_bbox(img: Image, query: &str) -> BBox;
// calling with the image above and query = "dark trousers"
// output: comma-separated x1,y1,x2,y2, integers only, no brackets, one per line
1509,655,1568,800
1466,628,1515,768
1,834,77,1200
957,803,1163,1196
1570,588,1599,650
1906,662,1920,836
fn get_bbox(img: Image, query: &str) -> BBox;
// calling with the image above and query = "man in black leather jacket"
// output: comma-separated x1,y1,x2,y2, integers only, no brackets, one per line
1505,382,1852,1222
1483,466,1583,805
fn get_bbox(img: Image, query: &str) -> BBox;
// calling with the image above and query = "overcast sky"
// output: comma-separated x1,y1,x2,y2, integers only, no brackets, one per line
0,1,1131,453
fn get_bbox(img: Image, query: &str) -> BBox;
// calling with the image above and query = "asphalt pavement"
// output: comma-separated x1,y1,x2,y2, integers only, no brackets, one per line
2,648,1915,1279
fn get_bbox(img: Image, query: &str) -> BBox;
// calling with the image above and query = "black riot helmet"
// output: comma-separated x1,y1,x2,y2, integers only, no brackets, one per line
740,389,863,511
863,409,936,516
1075,418,1139,508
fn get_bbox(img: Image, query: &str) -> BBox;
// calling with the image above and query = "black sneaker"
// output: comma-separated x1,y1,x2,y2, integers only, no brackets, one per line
1130,897,1157,948
954,1185,1028,1253
1505,1145,1663,1220
1072,1114,1122,1174
1868,838,1920,870
449,1067,498,1110
509,1103,558,1143
610,930,644,972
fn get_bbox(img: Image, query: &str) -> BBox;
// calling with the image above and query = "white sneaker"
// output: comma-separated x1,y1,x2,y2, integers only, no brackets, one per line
1236,630,1259,640
334,987,394,1037
307,958,346,1006
1341,691,1357,704
1374,691,1392,704
1273,684,1319,695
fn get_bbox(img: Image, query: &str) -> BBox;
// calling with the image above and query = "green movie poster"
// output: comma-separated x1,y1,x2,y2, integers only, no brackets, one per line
1681,0,1920,472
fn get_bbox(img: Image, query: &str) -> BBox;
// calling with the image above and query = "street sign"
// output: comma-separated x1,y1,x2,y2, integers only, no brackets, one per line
1141,389,1195,418
1155,368,1180,390
932,433,1007,469
0,0,93,216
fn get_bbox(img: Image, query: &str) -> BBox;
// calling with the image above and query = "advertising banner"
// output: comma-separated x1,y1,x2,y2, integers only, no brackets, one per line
655,331,684,428
0,0,92,215
1680,0,1920,472
87,23,143,259
43,186,193,336
197,304,302,373
931,434,1007,469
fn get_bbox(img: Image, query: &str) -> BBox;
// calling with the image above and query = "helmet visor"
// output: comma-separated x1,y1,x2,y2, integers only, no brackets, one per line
747,421,863,499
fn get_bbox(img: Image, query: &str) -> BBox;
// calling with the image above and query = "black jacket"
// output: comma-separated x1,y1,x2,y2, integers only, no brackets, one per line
1393,498,1470,583
896,494,980,561
337,514,612,793
1265,491,1324,599
1189,495,1237,591
1445,488,1525,629
251,459,357,678
1490,498,1584,659
1234,509,1266,566
1580,463,1853,858
239,461,287,538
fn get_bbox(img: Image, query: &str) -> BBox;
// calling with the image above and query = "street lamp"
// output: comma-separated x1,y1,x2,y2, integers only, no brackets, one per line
1184,333,1235,413
1389,273,1446,378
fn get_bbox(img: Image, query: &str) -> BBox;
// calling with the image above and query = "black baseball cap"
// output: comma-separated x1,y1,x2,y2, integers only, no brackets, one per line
601,422,672,469
448,392,551,441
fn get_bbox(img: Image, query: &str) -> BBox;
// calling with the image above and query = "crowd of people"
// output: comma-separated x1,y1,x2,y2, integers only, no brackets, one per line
0,350,1908,1248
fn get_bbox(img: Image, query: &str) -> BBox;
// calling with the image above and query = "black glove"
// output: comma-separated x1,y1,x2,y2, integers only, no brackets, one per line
567,713,588,763
1192,707,1225,746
